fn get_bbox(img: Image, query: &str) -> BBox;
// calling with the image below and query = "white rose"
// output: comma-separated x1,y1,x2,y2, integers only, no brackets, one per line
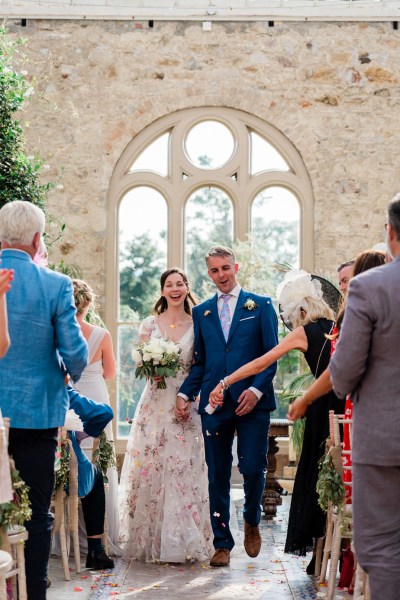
132,349,142,364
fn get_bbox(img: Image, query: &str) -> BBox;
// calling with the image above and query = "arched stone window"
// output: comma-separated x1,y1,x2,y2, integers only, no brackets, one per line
107,107,313,445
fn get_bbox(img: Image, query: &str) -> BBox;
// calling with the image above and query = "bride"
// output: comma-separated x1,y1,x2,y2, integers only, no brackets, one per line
119,268,213,563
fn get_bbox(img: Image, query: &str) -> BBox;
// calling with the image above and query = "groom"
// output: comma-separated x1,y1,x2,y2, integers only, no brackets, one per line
176,245,278,567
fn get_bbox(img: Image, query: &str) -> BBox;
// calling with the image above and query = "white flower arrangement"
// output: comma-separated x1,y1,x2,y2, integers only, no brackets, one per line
243,298,258,311
132,337,182,389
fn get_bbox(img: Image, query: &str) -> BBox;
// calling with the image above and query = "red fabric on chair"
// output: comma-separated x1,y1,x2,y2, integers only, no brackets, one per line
338,543,354,589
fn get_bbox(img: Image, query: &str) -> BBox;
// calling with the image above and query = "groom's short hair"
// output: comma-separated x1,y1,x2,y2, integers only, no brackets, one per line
205,245,236,265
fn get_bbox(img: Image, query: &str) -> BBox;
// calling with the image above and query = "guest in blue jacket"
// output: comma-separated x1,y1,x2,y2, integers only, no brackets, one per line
67,386,115,570
0,201,88,600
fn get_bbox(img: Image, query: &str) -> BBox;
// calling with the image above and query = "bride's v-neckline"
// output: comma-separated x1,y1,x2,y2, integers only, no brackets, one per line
153,317,192,344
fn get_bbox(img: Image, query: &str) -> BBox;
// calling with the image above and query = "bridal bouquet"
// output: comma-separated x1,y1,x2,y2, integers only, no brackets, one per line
132,338,182,389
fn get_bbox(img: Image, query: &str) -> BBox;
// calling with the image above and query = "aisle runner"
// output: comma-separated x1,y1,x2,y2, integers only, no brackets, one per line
87,559,129,600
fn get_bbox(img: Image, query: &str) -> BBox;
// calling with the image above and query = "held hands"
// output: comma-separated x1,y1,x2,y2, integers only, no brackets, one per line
209,383,225,409
287,396,308,421
175,396,190,422
235,389,258,416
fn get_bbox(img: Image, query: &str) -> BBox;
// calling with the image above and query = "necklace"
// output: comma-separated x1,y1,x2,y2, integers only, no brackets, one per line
169,323,176,329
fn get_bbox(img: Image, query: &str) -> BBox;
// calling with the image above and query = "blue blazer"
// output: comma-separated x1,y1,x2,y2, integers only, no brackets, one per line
0,249,88,429
179,289,278,413
67,386,114,498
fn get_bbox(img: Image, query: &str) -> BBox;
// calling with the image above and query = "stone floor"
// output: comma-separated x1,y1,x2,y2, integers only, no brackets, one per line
47,491,351,600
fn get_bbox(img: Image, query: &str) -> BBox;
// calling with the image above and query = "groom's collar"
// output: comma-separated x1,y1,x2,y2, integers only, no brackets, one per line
216,283,242,299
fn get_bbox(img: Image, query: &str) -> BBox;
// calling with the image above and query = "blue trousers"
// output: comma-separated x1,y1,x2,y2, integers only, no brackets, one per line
8,427,58,600
201,393,270,550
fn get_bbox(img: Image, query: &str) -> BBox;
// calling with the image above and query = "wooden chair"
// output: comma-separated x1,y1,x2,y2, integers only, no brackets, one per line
52,429,81,580
53,431,110,579
1,417,28,600
320,410,368,600
0,550,13,600
6,529,28,600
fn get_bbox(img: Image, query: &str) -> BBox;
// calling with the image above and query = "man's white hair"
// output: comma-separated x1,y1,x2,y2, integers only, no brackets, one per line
0,200,45,246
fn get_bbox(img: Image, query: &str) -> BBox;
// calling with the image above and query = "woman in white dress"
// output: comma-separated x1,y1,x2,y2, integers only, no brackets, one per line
72,279,120,556
119,268,213,563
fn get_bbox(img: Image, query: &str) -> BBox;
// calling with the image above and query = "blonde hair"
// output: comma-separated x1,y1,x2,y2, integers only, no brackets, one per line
72,279,96,315
288,296,335,329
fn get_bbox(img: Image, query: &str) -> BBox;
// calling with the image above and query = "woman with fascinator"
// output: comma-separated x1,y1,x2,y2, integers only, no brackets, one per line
209,270,344,568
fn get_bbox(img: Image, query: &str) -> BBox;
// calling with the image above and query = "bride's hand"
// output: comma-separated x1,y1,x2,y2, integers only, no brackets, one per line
175,396,190,422
209,384,224,409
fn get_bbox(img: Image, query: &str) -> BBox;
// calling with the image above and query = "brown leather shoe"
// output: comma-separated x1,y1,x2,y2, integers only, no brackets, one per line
210,548,230,567
244,522,261,558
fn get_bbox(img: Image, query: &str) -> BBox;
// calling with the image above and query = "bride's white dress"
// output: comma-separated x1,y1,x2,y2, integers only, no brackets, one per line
72,325,121,556
119,316,213,563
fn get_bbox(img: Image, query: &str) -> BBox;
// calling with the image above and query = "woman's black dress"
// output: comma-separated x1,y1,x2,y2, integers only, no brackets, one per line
284,318,345,556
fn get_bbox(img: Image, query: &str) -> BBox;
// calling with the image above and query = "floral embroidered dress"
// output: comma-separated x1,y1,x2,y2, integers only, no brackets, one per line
119,316,213,563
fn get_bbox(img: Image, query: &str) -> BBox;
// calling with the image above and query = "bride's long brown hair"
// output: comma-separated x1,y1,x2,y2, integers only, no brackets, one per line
153,268,197,316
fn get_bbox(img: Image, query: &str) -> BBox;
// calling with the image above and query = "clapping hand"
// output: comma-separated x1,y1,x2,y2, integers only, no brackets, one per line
287,397,308,421
0,269,14,296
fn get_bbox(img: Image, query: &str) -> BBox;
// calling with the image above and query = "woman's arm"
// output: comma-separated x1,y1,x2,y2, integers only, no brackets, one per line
209,326,308,407
287,367,333,421
0,269,13,359
101,330,117,380
0,295,10,359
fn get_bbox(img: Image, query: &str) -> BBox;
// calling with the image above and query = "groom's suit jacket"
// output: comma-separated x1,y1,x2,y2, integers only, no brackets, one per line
0,249,88,429
180,289,278,413
330,256,400,466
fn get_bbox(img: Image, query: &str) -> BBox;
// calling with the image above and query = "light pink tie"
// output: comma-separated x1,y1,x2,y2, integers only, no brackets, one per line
220,294,231,341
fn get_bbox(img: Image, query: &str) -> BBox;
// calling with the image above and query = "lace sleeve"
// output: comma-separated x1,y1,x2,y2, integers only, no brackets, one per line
138,316,155,338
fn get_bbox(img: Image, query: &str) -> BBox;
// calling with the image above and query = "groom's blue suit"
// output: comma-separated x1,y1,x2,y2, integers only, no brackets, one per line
179,288,278,550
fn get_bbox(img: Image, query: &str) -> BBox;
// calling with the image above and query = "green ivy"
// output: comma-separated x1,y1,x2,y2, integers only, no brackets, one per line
55,440,71,491
92,432,117,485
316,451,345,513
0,27,53,210
0,462,32,534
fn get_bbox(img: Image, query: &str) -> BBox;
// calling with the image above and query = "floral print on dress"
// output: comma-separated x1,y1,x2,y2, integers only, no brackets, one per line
119,316,213,563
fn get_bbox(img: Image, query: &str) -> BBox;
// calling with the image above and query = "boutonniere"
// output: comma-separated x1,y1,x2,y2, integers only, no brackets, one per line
204,309,211,317
243,298,258,311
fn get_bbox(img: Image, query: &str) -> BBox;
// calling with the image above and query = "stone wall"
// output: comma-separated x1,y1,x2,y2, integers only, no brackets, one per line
7,18,400,310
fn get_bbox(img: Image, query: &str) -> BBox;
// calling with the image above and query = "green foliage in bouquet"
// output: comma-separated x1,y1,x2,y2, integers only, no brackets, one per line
55,440,71,491
316,451,345,513
133,338,182,389
92,432,117,485
0,462,32,532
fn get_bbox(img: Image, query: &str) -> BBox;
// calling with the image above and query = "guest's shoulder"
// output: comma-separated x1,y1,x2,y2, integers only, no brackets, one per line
40,266,72,288
349,260,393,292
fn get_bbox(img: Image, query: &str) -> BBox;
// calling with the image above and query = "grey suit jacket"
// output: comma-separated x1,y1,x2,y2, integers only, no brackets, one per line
330,255,400,466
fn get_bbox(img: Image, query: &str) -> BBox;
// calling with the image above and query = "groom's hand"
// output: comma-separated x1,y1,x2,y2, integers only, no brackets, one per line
235,389,258,416
175,396,190,422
